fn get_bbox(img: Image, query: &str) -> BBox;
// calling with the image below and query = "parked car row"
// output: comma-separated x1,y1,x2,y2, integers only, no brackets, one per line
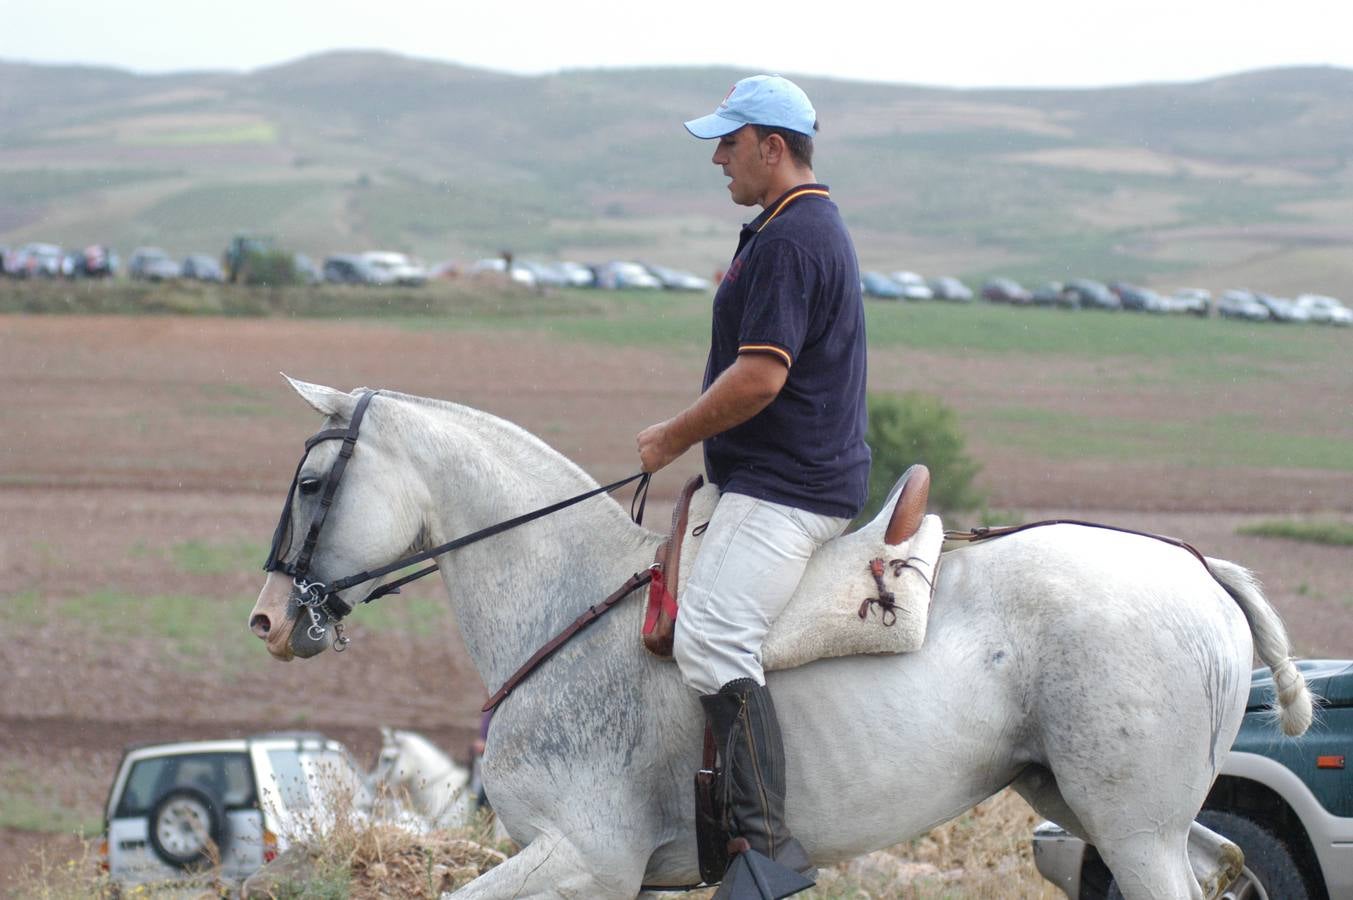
2,242,118,279
861,270,975,302
321,251,427,286
1216,289,1353,325
992,278,1352,324
9,240,1347,321
130,245,307,285
456,257,712,292
0,243,226,284
865,272,1352,325
979,278,1216,315
0,239,717,294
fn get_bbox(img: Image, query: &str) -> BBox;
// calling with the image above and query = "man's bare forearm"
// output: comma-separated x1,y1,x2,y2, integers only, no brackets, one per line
637,353,788,472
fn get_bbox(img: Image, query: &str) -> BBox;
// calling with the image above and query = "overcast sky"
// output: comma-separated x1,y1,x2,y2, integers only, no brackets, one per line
3,0,1351,89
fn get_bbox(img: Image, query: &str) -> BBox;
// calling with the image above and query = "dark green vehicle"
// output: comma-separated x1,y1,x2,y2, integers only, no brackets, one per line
1034,660,1352,899
223,233,301,286
223,233,274,284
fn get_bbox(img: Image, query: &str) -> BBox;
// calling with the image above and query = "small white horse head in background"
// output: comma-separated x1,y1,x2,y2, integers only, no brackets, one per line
371,727,475,830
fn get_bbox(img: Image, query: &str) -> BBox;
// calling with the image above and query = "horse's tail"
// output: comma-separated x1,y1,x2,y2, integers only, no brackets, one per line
1206,556,1313,737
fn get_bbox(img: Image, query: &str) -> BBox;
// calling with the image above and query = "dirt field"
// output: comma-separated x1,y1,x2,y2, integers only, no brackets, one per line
2,313,1350,893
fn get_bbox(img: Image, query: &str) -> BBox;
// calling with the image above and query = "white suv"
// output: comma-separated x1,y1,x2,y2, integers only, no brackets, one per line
101,732,371,888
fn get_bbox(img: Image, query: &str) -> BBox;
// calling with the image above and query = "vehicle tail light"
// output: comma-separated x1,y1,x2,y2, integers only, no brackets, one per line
263,829,278,863
98,837,109,873
1316,755,1345,770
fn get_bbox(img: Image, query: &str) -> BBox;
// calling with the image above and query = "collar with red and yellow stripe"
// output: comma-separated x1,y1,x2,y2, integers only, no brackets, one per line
752,184,831,233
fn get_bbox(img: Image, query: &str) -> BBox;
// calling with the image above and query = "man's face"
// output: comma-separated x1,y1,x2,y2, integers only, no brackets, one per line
711,125,770,208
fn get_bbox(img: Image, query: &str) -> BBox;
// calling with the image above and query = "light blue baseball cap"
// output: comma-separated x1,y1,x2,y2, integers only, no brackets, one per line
684,74,817,139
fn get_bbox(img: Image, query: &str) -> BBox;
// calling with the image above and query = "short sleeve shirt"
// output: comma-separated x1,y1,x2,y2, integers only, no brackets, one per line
702,184,870,519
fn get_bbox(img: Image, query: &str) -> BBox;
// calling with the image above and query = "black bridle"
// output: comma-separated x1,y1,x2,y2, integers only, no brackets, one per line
263,389,650,651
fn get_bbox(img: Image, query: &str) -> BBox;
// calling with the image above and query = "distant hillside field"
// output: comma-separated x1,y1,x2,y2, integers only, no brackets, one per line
2,54,1353,296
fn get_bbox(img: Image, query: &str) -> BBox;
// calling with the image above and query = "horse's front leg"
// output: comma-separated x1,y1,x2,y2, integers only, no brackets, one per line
446,831,647,900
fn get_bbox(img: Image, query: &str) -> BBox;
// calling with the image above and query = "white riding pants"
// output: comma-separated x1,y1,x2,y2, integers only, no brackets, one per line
673,491,850,696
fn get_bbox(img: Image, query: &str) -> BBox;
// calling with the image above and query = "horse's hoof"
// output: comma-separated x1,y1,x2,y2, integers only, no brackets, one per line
1203,840,1245,899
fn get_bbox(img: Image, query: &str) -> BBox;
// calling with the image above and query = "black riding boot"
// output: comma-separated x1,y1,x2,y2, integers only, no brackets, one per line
701,678,815,887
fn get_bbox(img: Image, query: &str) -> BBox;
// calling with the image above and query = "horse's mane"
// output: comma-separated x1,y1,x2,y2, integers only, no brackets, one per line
368,387,604,493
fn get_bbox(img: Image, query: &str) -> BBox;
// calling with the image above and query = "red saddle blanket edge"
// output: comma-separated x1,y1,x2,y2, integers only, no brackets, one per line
643,566,679,636
642,474,705,657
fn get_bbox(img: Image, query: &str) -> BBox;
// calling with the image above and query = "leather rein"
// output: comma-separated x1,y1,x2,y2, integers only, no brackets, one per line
262,390,654,680
944,519,1213,572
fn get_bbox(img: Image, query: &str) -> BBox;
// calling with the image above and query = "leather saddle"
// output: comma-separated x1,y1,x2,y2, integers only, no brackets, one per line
642,465,933,658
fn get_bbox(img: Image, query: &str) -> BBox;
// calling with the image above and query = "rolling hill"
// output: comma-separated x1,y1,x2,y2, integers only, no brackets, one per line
2,53,1352,296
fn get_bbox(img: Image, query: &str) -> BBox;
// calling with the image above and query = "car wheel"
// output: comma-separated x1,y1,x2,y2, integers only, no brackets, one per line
1106,810,1312,900
147,786,225,870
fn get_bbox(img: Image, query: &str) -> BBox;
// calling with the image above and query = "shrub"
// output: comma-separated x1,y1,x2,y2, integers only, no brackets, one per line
861,391,983,522
237,249,298,287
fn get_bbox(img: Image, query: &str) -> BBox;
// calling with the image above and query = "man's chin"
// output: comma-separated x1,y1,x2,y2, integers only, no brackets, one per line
727,186,757,207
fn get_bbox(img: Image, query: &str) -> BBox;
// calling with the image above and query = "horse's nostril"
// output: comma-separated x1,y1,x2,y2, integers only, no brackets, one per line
250,613,271,638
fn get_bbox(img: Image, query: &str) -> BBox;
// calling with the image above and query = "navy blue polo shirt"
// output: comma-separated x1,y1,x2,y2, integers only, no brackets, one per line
703,184,870,519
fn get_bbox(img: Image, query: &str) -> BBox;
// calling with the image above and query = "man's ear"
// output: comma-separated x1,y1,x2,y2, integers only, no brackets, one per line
761,132,786,166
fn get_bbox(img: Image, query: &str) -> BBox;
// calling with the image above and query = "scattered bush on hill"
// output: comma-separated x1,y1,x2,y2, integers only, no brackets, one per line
861,391,984,524
236,249,298,287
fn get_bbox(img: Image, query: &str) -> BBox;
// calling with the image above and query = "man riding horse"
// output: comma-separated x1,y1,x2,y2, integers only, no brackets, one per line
637,74,870,894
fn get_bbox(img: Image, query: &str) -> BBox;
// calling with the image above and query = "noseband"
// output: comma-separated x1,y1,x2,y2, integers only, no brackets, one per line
263,389,649,652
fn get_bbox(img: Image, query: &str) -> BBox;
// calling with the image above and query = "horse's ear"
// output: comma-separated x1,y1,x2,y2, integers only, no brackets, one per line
283,374,357,419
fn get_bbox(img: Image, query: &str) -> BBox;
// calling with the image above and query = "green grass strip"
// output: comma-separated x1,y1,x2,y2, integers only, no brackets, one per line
1237,520,1353,546
0,764,102,835
970,407,1353,471
1,587,449,678
171,539,268,575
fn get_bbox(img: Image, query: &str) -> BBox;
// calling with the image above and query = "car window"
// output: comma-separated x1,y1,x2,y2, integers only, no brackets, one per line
114,751,254,817
310,749,369,804
267,748,312,810
220,754,256,808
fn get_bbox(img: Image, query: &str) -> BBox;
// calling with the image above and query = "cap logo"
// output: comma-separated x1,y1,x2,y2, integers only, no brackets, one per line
719,83,737,109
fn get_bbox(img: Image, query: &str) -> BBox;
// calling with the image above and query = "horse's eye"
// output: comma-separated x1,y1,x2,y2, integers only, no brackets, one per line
299,477,322,496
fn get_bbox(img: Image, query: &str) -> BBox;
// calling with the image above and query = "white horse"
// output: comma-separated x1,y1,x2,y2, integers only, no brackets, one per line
249,380,1313,900
370,727,477,830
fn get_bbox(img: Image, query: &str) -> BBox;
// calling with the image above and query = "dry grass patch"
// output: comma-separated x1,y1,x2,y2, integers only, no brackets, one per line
4,838,118,900
668,789,1057,899
243,767,512,899
336,824,508,899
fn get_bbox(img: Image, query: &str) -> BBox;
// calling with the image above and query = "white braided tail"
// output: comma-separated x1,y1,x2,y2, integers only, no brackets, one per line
1207,557,1313,736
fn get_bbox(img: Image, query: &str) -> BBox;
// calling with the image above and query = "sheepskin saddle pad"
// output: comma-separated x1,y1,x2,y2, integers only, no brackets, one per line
643,464,942,672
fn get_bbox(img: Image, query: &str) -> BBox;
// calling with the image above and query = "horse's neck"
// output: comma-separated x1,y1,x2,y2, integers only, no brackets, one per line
402,398,658,691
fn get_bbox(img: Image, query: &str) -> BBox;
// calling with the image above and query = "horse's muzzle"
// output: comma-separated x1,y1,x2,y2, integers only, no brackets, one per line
286,593,334,658
251,572,329,660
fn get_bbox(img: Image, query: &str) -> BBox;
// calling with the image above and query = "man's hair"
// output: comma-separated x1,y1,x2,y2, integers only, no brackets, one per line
754,123,816,169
